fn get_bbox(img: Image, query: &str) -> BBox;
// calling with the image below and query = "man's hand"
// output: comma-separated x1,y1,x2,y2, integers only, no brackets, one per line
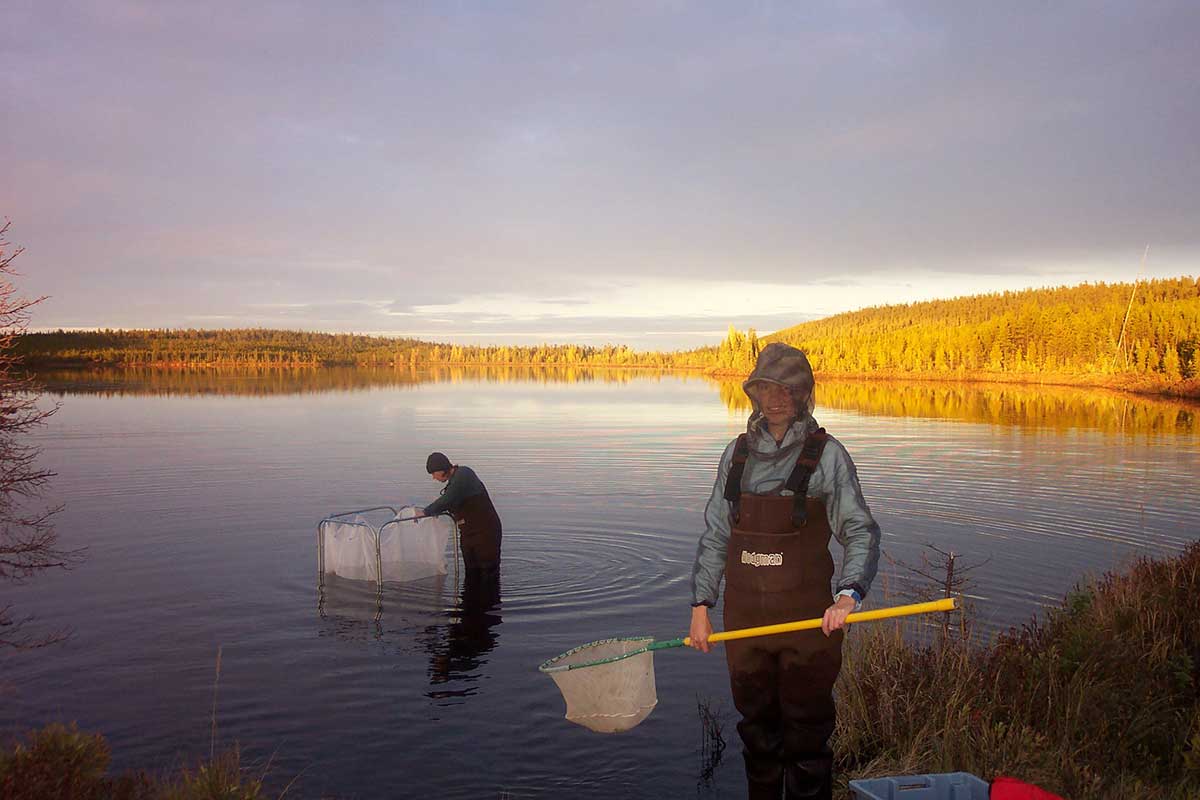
821,594,856,636
688,605,714,653
411,508,426,519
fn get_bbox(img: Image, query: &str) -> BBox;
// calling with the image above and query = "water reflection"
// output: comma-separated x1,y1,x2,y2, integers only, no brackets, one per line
316,573,449,645
33,365,694,397
720,377,1198,435
423,571,503,702
34,366,1197,436
316,569,503,705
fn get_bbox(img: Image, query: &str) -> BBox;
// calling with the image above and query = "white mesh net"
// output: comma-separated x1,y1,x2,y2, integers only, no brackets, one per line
320,506,454,583
539,638,659,733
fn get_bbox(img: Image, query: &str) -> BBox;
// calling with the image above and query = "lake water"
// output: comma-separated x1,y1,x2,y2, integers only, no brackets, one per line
2,368,1198,798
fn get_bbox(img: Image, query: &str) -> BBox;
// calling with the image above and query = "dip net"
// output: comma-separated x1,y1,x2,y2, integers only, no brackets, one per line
537,599,960,735
538,637,661,733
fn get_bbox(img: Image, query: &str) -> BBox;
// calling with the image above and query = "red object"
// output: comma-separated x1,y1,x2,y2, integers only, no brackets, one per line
990,776,1066,800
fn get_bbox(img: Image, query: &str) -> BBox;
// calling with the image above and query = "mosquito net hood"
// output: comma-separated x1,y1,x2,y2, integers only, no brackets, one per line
742,342,815,421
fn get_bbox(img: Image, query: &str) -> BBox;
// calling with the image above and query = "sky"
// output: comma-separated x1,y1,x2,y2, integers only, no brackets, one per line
2,1,1198,350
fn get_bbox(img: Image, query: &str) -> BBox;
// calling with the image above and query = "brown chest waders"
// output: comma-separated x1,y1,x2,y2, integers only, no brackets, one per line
453,490,503,573
722,431,839,800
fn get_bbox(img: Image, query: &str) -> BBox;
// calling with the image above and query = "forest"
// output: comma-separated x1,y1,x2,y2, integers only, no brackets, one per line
14,277,1199,392
768,276,1199,383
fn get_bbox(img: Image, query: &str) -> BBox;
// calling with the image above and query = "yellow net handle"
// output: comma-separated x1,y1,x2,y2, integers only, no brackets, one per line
683,597,957,646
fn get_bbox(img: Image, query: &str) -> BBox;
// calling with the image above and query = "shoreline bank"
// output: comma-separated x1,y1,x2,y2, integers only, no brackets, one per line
27,361,1200,402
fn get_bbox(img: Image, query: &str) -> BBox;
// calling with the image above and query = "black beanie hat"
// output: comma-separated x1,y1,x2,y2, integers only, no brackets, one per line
426,452,452,473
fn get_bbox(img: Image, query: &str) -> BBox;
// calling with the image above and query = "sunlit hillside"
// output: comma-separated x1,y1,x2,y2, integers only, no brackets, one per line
14,277,1200,397
765,276,1199,384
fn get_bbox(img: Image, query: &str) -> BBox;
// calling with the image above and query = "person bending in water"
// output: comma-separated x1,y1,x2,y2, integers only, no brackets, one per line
687,343,880,800
414,452,502,578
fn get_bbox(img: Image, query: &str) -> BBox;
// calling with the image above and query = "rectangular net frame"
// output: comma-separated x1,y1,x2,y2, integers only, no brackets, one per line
317,505,458,592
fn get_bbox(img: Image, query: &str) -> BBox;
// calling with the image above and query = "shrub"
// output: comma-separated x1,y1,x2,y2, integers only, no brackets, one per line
0,724,265,800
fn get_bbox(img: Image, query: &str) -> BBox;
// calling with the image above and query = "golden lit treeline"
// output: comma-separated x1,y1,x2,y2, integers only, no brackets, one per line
16,328,709,370
15,277,1199,385
15,325,761,372
767,276,1200,381
716,377,1196,435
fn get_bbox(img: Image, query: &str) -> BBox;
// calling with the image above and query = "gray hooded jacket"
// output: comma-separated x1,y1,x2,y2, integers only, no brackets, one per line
690,342,880,608
690,416,882,607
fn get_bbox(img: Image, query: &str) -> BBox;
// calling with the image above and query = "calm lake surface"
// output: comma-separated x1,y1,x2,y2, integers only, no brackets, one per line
3,368,1198,798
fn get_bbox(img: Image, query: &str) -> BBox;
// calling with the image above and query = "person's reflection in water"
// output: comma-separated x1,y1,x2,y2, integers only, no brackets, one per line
424,569,503,701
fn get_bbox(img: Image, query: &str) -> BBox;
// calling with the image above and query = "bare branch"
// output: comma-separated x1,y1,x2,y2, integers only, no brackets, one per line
0,219,68,647
0,603,71,650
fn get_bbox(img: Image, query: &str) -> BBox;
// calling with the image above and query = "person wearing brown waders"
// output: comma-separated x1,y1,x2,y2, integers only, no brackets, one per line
414,452,503,579
688,343,880,800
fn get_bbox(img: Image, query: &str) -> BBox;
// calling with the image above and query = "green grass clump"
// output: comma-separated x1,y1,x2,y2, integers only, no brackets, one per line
155,748,263,800
0,724,264,800
834,541,1200,799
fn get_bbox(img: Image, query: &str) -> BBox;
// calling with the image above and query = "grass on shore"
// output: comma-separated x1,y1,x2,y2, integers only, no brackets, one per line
833,541,1200,799
0,723,264,799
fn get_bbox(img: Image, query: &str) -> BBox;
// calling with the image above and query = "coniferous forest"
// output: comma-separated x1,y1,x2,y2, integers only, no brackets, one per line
768,276,1199,382
14,277,1200,396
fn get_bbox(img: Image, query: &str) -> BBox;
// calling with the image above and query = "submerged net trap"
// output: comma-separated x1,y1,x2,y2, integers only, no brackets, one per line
318,505,456,584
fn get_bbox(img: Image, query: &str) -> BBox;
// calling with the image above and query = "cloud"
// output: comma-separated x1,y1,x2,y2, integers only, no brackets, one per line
3,2,1198,347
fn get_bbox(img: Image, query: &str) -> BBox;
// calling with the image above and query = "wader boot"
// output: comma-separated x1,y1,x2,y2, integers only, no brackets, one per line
723,491,842,800
785,748,833,799
742,750,784,800
454,490,503,576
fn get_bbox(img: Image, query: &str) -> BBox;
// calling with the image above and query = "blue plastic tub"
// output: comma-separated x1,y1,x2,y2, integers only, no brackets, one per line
849,771,989,800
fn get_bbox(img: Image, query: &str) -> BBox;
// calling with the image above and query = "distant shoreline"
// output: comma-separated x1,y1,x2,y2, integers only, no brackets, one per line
17,278,1199,397
26,360,1200,402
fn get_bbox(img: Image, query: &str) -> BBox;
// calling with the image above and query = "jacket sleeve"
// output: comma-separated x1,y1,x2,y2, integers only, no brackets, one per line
691,439,738,607
423,470,472,517
819,439,881,599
